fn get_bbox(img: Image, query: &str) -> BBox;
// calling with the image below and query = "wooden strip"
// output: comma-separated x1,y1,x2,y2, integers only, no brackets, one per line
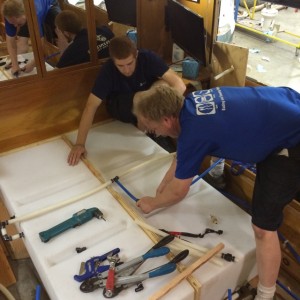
62,133,202,297
0,242,16,287
149,243,224,300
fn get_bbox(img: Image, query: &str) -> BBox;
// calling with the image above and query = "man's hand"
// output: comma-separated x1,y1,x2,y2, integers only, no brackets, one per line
11,65,21,77
136,197,156,214
23,60,35,73
55,28,69,52
68,144,87,166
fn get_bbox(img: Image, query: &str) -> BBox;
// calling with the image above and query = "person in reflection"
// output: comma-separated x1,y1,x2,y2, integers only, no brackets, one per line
133,85,300,300
1,0,61,76
67,35,186,166
55,10,114,68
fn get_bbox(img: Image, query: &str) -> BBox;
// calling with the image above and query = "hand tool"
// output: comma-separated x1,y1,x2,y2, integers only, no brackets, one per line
39,207,105,243
79,248,189,298
160,228,223,238
104,249,189,298
104,254,120,298
74,248,121,282
79,246,171,293
74,235,174,283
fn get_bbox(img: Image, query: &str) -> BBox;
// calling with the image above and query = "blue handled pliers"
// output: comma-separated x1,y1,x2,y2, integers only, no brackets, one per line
80,247,189,298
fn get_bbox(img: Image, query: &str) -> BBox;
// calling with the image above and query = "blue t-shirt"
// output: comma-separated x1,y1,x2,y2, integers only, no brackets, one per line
176,86,300,179
5,0,52,37
91,49,169,100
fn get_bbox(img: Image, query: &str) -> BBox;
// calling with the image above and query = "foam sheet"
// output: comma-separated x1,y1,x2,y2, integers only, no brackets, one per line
0,127,193,300
0,120,257,300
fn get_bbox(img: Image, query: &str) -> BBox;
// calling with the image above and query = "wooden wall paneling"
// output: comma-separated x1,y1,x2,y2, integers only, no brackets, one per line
86,0,98,63
0,66,109,153
94,6,110,27
61,3,88,24
0,241,16,287
0,0,5,42
137,0,172,60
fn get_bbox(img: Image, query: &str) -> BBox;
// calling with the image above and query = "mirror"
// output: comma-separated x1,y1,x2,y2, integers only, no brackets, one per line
45,0,113,69
0,0,123,83
0,0,39,81
48,0,89,69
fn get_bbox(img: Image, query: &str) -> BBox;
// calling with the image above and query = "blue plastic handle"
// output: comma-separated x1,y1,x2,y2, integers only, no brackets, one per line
142,247,170,260
149,263,176,278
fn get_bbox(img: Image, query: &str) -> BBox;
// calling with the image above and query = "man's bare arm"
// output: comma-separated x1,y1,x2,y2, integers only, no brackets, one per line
68,93,102,165
137,176,193,214
6,35,20,75
161,68,186,95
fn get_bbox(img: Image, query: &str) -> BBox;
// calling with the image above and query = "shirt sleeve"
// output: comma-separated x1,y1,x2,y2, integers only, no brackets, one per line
145,50,169,77
5,19,17,37
91,62,114,100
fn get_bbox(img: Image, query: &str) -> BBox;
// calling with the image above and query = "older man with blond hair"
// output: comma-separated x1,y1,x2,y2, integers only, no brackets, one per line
2,0,60,76
133,84,300,300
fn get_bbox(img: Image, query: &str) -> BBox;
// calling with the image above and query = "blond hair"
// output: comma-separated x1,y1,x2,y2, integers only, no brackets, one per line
2,0,25,18
133,85,183,121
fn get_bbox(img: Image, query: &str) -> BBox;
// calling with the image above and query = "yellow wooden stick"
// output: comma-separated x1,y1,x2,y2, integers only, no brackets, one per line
149,243,224,300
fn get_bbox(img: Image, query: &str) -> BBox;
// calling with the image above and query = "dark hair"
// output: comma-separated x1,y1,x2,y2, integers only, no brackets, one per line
109,36,137,59
55,10,82,35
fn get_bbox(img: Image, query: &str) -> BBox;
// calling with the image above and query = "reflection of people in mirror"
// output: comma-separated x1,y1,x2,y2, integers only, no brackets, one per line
2,0,61,77
55,10,114,68
67,36,187,166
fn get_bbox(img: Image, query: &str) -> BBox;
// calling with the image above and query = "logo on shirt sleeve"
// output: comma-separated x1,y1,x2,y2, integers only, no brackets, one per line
193,90,216,115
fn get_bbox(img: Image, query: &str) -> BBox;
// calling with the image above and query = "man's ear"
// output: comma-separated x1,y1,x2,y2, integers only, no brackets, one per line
163,116,172,128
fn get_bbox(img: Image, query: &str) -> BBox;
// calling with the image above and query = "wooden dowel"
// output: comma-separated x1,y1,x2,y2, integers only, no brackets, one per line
214,65,234,80
149,243,224,300
7,148,173,225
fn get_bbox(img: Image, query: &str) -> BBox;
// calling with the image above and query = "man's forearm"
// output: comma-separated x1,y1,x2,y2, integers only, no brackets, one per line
76,112,94,145
76,97,101,145
139,177,192,213
6,36,19,70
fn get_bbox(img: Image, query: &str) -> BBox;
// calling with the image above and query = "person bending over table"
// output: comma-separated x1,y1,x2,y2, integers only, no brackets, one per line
67,35,186,166
133,85,300,300
2,0,61,76
55,10,114,68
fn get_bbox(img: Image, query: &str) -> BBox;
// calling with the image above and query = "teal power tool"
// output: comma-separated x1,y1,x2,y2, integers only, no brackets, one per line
39,207,105,243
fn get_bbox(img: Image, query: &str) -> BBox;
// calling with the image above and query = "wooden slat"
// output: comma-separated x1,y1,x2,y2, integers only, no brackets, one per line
0,66,109,153
149,243,224,300
0,242,16,287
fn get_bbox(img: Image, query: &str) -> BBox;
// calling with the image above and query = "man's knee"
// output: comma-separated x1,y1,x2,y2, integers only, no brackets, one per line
252,223,276,240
